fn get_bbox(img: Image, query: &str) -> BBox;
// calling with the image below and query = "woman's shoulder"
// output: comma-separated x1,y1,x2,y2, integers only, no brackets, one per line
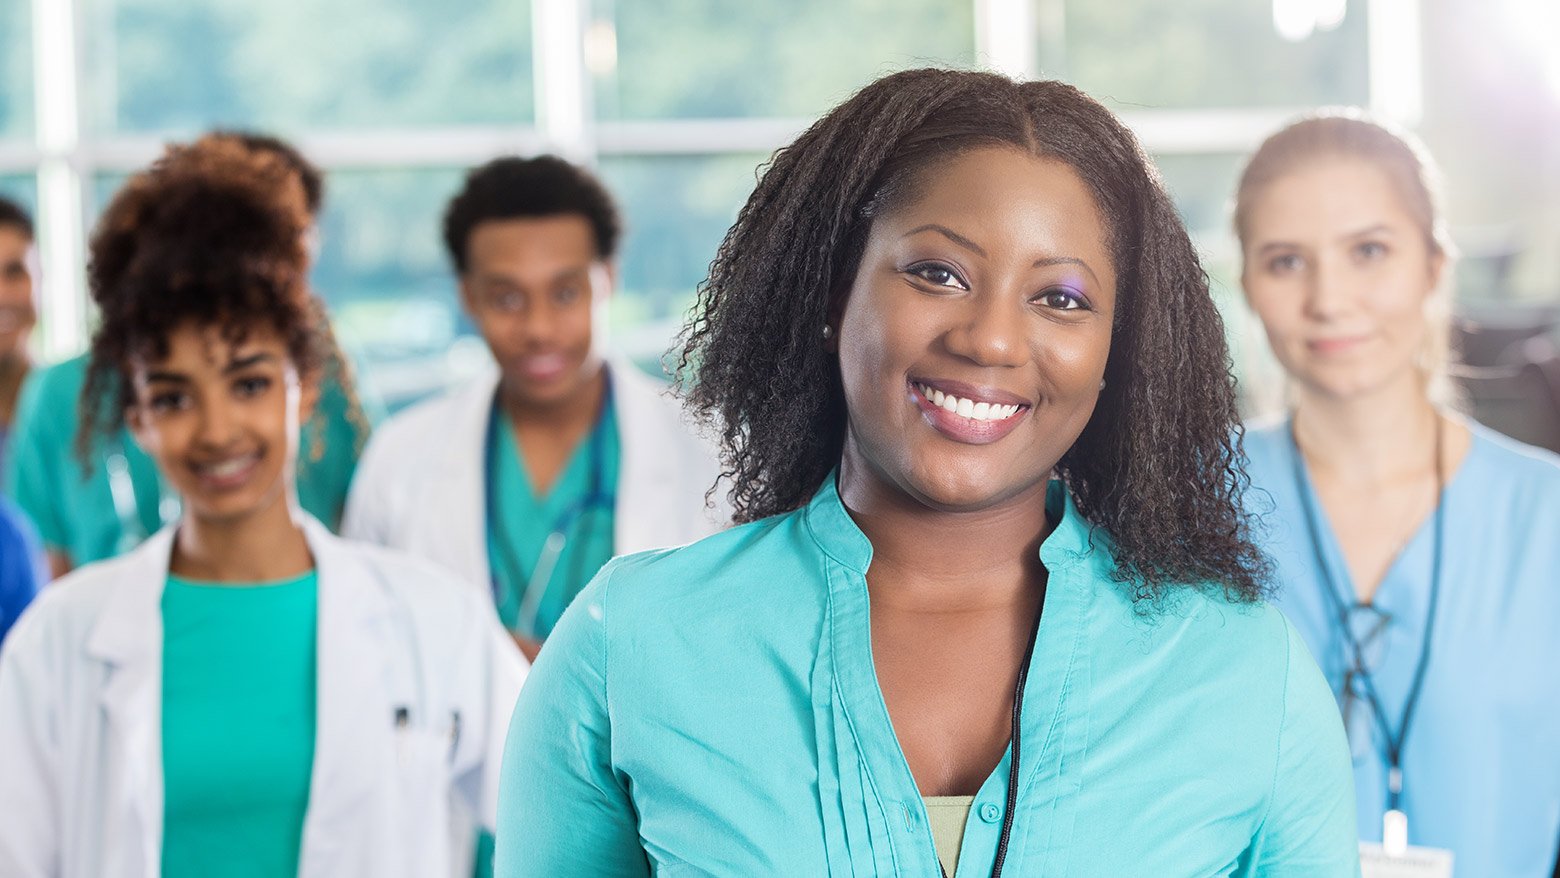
1236,415,1294,474
1465,420,1560,483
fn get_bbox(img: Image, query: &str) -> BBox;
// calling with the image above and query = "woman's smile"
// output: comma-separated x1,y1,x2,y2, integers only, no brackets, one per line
908,379,1030,444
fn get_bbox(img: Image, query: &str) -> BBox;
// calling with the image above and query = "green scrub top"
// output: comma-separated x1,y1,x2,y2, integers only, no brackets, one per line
485,399,619,641
161,570,318,878
2,353,367,565
496,478,1360,877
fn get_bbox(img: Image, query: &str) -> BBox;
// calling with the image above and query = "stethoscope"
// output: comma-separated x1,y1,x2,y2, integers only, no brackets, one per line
105,434,180,554
482,378,616,638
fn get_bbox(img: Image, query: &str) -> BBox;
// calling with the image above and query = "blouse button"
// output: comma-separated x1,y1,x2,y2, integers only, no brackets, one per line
978,802,1002,824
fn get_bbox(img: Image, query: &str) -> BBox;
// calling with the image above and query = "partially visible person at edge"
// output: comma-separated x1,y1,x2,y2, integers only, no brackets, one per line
0,496,44,645
3,131,376,579
494,68,1359,877
344,156,726,664
0,196,38,467
1236,111,1560,877
0,136,523,878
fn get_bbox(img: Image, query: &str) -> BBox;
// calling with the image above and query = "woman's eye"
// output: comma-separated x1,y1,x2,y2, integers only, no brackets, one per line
493,291,525,312
1038,289,1086,311
234,376,272,398
554,285,582,306
148,392,188,414
908,263,967,290
1267,253,1304,275
1355,241,1389,261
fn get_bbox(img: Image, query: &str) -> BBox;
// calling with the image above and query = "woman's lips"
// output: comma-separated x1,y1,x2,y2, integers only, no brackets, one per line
908,380,1030,445
190,451,262,492
1306,334,1372,356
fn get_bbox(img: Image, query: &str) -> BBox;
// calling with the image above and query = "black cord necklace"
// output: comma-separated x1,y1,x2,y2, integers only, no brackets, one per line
1289,413,1446,831
940,591,1043,878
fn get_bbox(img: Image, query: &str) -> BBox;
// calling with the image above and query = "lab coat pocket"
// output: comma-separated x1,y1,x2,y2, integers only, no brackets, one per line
390,727,455,871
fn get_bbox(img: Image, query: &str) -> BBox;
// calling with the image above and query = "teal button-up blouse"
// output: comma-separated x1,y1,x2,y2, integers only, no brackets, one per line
496,478,1359,876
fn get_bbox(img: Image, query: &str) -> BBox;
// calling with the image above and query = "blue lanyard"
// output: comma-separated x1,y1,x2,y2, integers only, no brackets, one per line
483,375,617,631
1288,418,1445,815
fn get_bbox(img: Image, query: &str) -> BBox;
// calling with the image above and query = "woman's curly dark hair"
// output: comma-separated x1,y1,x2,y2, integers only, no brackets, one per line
676,68,1269,602
78,138,328,460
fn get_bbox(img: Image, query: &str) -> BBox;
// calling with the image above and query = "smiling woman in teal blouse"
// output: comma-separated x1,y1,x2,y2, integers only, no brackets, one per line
496,69,1359,877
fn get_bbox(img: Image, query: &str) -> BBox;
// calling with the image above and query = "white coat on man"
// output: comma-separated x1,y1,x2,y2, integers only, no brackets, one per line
0,517,527,878
341,357,727,600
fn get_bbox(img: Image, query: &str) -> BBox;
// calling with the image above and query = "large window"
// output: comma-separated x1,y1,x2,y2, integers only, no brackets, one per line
1054,0,1369,111
593,0,975,120
0,3,31,139
13,0,1393,410
82,0,535,134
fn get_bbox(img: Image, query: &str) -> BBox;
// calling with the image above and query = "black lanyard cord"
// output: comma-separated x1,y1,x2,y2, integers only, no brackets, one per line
1290,416,1446,814
940,586,1043,878
991,596,1044,878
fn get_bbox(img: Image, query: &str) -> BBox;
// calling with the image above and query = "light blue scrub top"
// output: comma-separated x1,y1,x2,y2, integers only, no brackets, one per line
496,477,1359,877
1244,419,1560,878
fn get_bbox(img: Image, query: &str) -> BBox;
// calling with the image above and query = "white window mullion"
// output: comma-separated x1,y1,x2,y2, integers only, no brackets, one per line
975,0,1039,80
31,0,89,359
533,0,595,163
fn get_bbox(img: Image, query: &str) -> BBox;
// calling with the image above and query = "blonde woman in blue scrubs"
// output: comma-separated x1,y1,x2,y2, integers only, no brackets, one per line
0,138,524,877
1237,113,1560,877
497,70,1359,877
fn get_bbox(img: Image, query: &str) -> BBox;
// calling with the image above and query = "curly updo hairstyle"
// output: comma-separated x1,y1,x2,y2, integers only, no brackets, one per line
677,68,1269,602
79,138,328,458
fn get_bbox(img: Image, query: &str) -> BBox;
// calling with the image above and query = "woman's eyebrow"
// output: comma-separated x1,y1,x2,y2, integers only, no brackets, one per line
903,223,986,258
223,352,276,374
1034,256,1099,286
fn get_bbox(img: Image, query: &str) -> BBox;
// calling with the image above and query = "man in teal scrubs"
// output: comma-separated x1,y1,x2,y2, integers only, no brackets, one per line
2,133,371,577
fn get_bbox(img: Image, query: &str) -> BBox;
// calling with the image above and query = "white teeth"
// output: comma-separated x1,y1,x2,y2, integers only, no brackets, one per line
914,384,1024,422
204,455,255,478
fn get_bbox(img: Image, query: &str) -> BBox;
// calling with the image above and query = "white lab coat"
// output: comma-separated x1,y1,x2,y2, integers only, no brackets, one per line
0,517,527,878
342,358,727,596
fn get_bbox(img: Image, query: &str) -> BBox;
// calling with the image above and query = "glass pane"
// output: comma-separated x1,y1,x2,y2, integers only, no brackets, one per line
1056,0,1370,110
592,0,975,120
84,0,534,134
597,153,765,367
0,1,32,138
0,175,36,216
308,167,476,412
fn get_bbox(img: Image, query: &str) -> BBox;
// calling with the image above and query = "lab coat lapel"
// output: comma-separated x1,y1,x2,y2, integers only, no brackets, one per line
610,359,681,553
434,369,499,594
84,526,178,878
298,519,397,875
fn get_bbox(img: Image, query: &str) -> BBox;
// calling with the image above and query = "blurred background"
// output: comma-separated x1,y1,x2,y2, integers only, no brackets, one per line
2,0,1558,436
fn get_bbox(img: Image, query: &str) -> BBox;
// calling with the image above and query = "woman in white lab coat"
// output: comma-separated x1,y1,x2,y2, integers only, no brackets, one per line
0,138,525,878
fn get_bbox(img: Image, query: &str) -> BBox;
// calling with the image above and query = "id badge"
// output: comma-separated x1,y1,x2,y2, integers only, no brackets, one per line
1359,843,1454,878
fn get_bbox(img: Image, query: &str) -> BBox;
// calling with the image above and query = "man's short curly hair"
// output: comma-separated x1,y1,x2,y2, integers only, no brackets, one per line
79,138,327,458
442,155,622,273
0,196,32,239
677,68,1270,603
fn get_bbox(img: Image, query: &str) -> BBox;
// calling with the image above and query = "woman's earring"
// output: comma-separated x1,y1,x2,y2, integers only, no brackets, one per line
1098,378,1106,391
822,325,834,341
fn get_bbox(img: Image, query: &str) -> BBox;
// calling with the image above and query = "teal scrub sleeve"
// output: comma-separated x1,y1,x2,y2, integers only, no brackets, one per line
1250,620,1361,877
2,369,67,551
494,561,650,878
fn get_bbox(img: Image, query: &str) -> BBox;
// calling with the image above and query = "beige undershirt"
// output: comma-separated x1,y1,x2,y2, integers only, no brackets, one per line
924,796,976,876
